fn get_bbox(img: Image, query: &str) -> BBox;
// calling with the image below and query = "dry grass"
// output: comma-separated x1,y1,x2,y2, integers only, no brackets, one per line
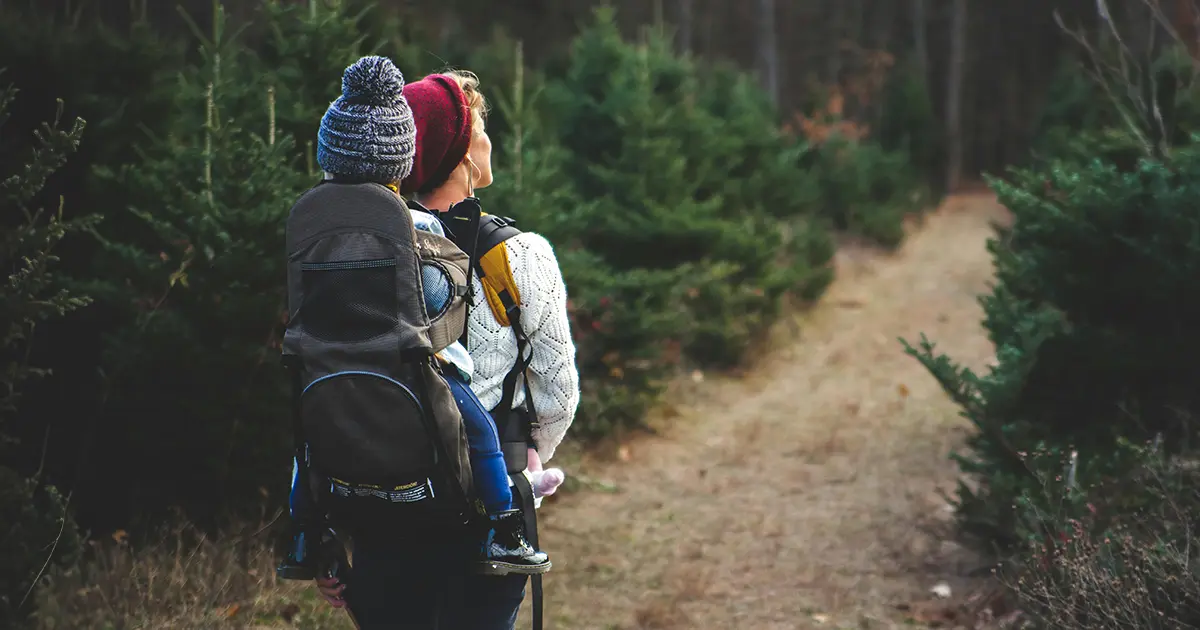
1010,462,1200,630
32,517,354,630
524,194,1010,629
1014,527,1200,630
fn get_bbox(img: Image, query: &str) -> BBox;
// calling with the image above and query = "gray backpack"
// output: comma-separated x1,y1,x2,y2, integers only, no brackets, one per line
281,178,479,529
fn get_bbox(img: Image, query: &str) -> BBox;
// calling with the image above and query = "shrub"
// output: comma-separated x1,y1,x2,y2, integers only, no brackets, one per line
875,55,944,201
1008,443,1200,629
79,4,309,528
903,138,1200,550
785,86,931,247
0,78,90,628
1031,42,1200,170
803,134,928,247
482,8,834,436
0,467,82,629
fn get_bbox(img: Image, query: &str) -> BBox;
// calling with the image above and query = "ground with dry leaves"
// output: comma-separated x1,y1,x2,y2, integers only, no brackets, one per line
523,192,1011,630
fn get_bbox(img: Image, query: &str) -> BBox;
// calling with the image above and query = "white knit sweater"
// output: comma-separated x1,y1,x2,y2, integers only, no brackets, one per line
465,231,580,463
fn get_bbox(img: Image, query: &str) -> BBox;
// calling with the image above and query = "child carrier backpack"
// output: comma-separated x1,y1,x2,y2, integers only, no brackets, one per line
280,179,480,533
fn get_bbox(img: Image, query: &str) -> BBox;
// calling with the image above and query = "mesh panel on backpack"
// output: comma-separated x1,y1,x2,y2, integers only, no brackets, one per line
301,260,399,343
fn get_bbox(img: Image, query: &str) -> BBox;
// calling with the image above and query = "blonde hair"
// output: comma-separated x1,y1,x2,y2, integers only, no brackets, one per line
442,69,488,138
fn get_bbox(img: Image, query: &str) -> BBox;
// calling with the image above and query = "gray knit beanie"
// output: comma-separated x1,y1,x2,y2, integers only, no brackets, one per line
316,56,416,184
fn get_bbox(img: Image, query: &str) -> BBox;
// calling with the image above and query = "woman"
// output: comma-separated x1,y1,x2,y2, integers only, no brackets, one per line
316,69,580,629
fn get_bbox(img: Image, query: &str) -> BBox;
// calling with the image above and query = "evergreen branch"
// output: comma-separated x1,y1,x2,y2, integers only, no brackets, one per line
0,103,86,209
0,80,15,135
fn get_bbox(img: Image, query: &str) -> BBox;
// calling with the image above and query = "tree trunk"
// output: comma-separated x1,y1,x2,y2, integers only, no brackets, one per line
913,0,929,80
945,0,968,192
678,0,693,55
827,0,846,85
758,0,780,106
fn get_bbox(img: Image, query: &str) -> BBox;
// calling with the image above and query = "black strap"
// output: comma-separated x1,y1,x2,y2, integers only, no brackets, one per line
511,472,542,630
500,289,543,630
496,290,532,418
439,198,483,348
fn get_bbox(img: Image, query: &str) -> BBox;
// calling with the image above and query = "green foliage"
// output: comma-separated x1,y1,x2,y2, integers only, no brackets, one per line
82,4,309,525
484,8,834,436
0,88,98,419
803,135,928,247
0,466,83,629
1032,43,1200,166
875,56,944,202
0,8,181,238
0,0,923,528
256,0,377,169
0,80,88,629
903,139,1200,550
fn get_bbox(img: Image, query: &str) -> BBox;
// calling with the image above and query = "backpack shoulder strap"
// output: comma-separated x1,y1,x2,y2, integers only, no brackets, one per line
473,214,535,421
473,213,545,630
474,213,523,327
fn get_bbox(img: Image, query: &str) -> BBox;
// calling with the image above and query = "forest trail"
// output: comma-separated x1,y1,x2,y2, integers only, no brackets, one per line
527,193,1009,630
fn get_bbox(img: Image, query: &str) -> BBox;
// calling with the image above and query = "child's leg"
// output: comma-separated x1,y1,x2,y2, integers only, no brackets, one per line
441,371,513,513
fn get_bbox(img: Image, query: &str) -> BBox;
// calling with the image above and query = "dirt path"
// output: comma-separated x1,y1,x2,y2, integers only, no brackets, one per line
527,193,1009,630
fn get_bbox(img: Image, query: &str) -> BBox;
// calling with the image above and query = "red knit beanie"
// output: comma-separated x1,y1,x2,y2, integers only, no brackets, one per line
398,74,474,195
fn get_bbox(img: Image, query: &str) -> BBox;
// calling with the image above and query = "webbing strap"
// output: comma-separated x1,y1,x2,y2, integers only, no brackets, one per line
495,289,534,423
511,473,542,630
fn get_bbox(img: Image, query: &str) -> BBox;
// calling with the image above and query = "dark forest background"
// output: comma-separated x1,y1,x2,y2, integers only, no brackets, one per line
6,0,1200,627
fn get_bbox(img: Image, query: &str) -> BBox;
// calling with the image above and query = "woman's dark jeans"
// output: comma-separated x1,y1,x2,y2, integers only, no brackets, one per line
343,529,528,629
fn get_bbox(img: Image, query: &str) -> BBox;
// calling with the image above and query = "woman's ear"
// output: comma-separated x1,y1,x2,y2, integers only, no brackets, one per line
464,156,480,195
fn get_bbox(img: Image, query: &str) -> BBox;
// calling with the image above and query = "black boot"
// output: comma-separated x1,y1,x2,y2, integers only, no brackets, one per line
477,509,551,576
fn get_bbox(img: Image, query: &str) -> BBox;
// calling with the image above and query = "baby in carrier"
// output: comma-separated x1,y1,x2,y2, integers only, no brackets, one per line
279,55,554,578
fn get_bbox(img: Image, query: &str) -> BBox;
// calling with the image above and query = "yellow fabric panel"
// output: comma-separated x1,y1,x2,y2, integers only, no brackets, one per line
478,244,520,327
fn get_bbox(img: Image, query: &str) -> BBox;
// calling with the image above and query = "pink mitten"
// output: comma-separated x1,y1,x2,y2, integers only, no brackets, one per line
530,468,565,498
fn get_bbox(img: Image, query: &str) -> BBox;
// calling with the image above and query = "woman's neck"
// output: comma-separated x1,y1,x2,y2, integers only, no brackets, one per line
412,184,468,213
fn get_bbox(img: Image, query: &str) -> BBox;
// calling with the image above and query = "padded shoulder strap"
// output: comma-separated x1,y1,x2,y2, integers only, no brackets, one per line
475,214,523,327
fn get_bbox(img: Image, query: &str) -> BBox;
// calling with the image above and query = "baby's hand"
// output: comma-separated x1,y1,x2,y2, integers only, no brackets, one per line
316,576,346,608
530,468,565,498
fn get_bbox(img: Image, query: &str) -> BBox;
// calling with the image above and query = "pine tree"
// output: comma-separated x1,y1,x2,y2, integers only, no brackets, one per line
85,3,310,526
903,139,1200,549
257,0,376,170
545,9,832,367
478,9,836,435
0,75,87,630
